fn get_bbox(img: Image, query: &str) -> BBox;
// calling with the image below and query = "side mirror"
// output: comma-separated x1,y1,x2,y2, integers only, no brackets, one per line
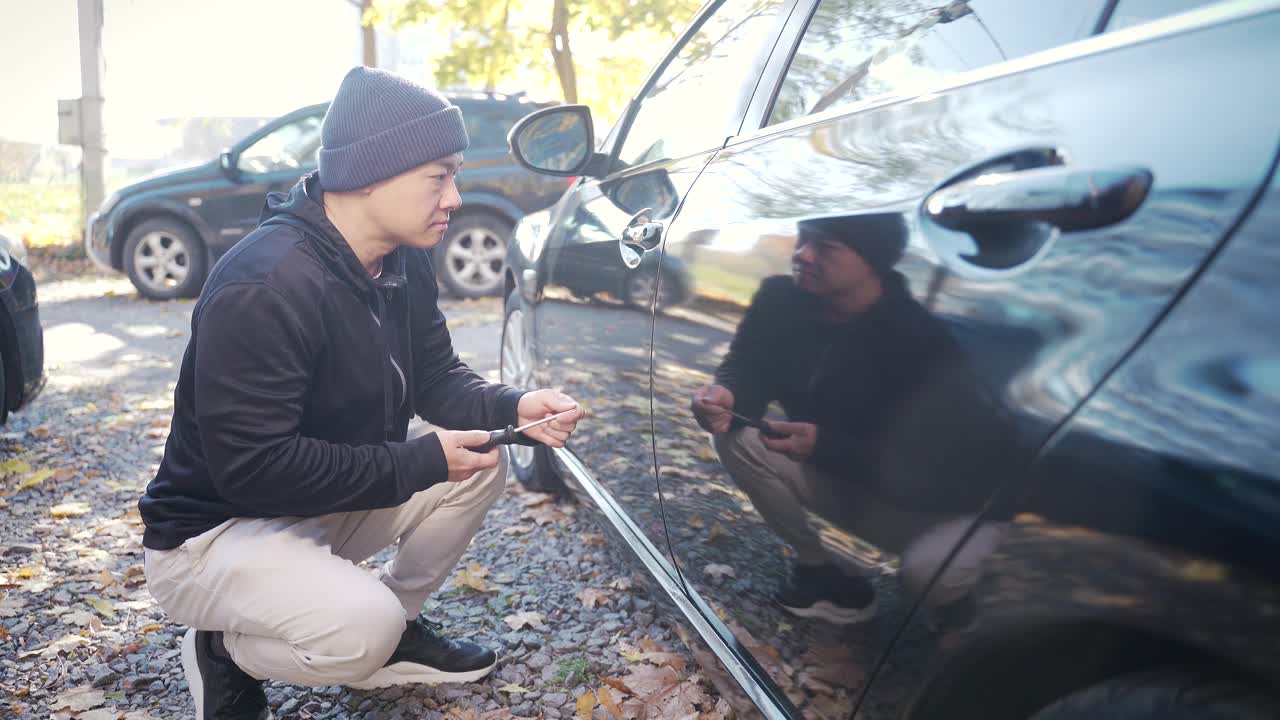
508,105,606,178
219,150,240,179
606,168,679,218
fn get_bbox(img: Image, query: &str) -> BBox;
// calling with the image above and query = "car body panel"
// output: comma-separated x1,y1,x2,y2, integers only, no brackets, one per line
0,254,44,415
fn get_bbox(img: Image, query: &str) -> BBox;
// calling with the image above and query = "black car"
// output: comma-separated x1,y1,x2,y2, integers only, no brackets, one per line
85,92,570,300
502,1,1280,719
0,230,43,425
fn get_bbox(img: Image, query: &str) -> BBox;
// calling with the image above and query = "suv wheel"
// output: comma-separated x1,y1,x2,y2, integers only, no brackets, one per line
1028,671,1279,720
437,214,511,298
501,292,564,494
622,270,679,311
124,218,208,301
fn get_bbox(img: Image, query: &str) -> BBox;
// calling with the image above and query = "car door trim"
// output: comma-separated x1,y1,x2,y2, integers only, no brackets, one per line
733,0,1279,147
553,446,794,720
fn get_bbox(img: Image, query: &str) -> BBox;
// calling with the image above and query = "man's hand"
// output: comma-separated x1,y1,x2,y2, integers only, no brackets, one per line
760,421,817,462
517,389,583,448
691,385,735,434
437,430,502,482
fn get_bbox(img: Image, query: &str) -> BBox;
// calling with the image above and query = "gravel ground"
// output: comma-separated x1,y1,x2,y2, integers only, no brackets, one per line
1,271,728,719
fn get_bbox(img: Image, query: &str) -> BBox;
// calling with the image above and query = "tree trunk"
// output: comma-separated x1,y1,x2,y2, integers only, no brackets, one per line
549,0,577,103
361,0,377,67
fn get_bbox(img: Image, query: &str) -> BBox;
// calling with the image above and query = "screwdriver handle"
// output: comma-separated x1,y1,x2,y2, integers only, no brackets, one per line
465,426,515,453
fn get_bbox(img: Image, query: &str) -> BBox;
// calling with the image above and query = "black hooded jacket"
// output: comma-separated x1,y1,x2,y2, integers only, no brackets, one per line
138,173,524,550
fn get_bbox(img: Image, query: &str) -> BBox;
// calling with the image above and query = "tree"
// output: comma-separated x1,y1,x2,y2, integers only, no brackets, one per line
371,0,701,124
348,0,378,67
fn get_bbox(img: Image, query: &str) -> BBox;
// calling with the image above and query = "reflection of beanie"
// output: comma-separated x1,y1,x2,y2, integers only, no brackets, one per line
318,67,470,192
797,213,907,275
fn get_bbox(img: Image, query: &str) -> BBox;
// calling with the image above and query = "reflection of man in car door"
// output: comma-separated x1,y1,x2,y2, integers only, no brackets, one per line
691,214,1005,624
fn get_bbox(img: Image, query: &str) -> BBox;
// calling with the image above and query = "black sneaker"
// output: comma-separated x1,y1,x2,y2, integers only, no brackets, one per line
775,563,877,625
180,628,273,720
348,616,497,689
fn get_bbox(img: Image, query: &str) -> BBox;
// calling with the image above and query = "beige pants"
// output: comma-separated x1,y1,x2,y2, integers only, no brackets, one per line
715,428,995,603
143,450,507,687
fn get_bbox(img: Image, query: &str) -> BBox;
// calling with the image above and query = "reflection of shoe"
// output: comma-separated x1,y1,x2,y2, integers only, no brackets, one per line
348,616,497,689
776,564,877,625
180,628,273,720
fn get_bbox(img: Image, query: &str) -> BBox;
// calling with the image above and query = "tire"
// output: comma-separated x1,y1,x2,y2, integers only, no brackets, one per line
621,269,681,312
123,218,208,300
0,346,8,425
436,214,511,298
500,292,564,494
1028,671,1280,720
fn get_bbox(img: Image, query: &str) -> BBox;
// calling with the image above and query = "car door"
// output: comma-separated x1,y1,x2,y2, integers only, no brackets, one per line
529,0,795,566
648,0,1280,717
199,109,324,254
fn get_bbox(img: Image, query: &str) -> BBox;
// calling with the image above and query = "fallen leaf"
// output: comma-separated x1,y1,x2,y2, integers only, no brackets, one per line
50,502,92,518
139,624,164,634
596,687,624,720
13,468,55,493
519,492,555,508
0,626,8,640
502,611,545,631
86,597,117,618
578,588,611,609
0,459,32,477
77,708,123,720
620,664,681,698
502,524,535,536
453,563,494,593
496,683,532,694
609,577,634,591
687,515,705,529
600,676,630,695
576,690,597,719
62,610,98,627
581,533,608,546
707,523,729,543
521,504,568,526
50,686,106,712
0,596,28,618
703,564,735,580
19,633,90,659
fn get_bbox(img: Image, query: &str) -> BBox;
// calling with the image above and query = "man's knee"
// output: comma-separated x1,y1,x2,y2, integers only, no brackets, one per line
313,591,406,682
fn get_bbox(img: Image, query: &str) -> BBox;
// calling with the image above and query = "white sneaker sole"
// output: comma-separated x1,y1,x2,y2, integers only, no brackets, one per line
779,599,878,625
347,659,497,689
180,628,205,720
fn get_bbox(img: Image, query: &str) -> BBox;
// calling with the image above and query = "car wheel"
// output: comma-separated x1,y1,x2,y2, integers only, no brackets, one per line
622,270,679,311
437,214,511,298
124,218,208,301
1027,671,1279,720
501,292,564,494
0,346,8,425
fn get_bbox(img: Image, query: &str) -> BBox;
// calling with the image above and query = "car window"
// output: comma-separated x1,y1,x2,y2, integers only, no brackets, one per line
458,103,517,150
1106,0,1223,32
237,114,324,175
616,0,788,169
768,0,1105,126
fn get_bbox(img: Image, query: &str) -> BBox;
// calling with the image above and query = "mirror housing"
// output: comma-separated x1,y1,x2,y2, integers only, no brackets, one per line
218,150,241,180
508,105,609,178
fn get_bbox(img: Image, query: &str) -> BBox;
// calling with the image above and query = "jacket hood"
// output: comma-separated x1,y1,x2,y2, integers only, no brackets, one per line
262,172,407,296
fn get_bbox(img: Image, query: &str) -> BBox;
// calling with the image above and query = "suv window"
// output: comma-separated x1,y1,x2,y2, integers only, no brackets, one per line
457,101,519,150
769,0,1105,126
1106,0,1222,32
237,114,323,175
616,0,788,169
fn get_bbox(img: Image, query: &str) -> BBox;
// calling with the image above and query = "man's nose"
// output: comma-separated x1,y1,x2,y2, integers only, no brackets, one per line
793,242,815,263
441,179,463,211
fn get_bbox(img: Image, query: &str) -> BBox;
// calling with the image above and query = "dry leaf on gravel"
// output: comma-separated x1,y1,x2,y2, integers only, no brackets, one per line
578,588,611,608
502,524,535,536
20,633,90,659
520,504,568,526
453,563,494,593
77,708,123,720
62,610,98,627
518,492,556,508
50,501,91,518
702,564,735,580
50,686,106,712
609,577,634,591
496,683,532,694
576,690,597,719
502,611,545,631
0,595,27,618
596,687,624,720
619,664,682,699
86,597,116,618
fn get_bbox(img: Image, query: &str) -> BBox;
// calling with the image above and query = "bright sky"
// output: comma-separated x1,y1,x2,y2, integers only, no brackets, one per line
1,0,366,152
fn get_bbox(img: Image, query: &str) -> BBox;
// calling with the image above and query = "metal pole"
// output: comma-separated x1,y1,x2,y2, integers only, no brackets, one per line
77,0,106,224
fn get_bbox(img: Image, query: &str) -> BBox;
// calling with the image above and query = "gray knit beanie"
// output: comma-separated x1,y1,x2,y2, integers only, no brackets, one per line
318,67,470,192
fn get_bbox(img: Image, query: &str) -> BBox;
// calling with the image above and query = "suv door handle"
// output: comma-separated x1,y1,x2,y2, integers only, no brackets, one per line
925,165,1152,233
922,162,1153,271
619,207,663,269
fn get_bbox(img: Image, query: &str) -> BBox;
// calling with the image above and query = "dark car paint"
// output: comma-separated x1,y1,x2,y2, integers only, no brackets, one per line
506,2,1280,719
85,97,568,277
0,255,44,416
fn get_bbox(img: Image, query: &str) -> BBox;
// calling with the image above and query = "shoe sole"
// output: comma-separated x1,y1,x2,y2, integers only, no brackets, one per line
347,659,497,689
779,599,878,625
180,628,205,720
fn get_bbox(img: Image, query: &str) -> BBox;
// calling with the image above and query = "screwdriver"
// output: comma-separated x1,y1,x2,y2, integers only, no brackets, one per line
727,410,789,439
465,408,580,453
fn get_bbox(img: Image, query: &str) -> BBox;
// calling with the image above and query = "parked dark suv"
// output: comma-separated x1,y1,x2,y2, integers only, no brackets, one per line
502,1,1280,718
0,230,43,425
85,92,570,300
